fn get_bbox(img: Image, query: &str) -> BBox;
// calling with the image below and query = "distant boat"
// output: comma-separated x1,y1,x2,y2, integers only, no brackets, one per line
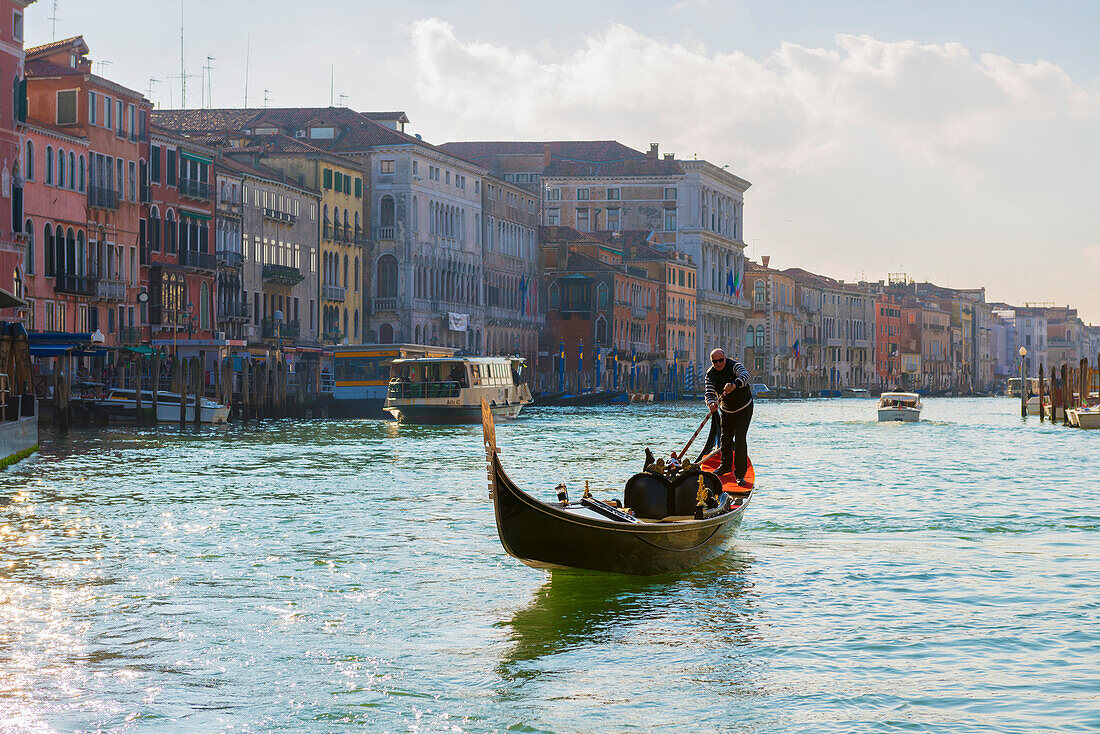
878,392,922,422
842,387,871,398
384,355,531,423
536,389,627,407
99,388,230,424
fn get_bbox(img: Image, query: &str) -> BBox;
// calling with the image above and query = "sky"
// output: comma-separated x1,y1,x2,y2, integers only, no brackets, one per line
24,1,1100,322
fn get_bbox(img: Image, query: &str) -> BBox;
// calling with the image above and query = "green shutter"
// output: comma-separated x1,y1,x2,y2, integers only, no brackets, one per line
18,79,27,123
323,169,332,189
354,177,362,197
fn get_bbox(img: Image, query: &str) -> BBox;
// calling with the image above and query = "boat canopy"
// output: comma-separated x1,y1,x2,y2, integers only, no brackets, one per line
881,392,920,400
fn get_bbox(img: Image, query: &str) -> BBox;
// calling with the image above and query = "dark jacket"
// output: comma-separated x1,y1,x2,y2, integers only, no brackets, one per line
705,358,753,414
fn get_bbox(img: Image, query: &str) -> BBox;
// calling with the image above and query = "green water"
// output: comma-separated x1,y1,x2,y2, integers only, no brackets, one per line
1,399,1098,732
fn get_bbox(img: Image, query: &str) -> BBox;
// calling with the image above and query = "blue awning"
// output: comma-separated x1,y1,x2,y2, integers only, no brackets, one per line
30,344,78,357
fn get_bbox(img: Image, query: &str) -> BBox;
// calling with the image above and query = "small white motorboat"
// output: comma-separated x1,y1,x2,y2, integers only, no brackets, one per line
878,392,922,422
100,388,230,424
1073,407,1100,429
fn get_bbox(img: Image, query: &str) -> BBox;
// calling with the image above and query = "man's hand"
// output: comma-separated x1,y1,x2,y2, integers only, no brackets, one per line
708,402,718,413
722,383,734,396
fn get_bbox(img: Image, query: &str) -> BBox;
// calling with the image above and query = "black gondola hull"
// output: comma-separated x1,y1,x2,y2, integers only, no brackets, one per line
491,454,749,575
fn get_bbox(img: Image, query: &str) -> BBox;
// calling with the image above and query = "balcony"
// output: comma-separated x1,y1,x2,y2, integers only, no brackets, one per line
631,306,649,320
262,263,304,285
179,249,217,271
116,126,126,139
261,318,300,340
323,223,334,241
88,185,118,210
216,250,244,269
262,207,296,224
179,178,212,201
373,297,398,312
119,326,142,345
322,284,346,302
375,226,395,241
218,300,250,322
674,349,691,361
54,273,94,296
94,278,126,301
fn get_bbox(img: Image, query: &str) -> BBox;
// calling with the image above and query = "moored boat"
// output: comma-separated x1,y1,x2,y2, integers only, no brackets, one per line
1074,406,1100,429
481,400,753,575
99,388,230,424
878,392,922,422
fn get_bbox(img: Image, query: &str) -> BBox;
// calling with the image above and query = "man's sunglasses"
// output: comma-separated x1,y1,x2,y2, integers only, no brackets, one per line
712,358,725,363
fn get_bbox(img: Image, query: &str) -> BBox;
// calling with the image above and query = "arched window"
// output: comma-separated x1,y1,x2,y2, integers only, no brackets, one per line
343,254,349,289
333,207,341,236
746,327,755,349
595,316,607,345
165,210,176,252
78,155,85,191
44,223,53,276
376,254,399,299
380,195,395,227
548,282,559,310
24,219,33,274
65,227,76,277
756,325,764,346
353,257,359,291
342,309,349,338
597,282,608,310
57,148,65,187
754,281,765,304
200,282,210,329
379,323,394,344
44,146,53,185
68,151,75,189
354,310,359,339
24,140,33,181
76,231,85,276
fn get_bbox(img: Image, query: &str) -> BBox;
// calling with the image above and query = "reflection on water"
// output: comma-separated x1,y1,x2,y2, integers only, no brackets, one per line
2,399,1100,732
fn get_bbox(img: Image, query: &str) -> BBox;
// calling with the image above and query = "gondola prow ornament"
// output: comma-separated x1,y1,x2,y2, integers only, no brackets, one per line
481,399,498,499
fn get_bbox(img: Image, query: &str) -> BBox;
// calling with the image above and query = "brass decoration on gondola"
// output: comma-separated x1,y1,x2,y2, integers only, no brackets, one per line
583,480,592,499
695,476,708,508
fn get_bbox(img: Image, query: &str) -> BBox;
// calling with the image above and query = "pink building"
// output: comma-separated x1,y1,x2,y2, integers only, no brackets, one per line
21,121,90,333
0,0,34,316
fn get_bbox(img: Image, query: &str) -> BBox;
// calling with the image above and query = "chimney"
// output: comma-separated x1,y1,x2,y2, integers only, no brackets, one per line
762,255,771,269
647,142,659,160
663,153,674,161
544,143,552,168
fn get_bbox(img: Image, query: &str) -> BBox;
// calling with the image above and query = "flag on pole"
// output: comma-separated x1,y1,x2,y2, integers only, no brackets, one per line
726,269,735,300
792,340,800,360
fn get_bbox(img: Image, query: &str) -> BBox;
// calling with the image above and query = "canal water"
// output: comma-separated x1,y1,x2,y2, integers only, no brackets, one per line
2,399,1098,733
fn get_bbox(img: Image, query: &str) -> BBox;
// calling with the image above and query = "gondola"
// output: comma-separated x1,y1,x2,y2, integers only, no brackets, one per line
481,400,754,575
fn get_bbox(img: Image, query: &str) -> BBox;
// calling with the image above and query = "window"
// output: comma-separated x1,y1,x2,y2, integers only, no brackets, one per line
104,96,112,128
547,208,560,226
547,188,561,201
115,99,123,133
44,146,52,185
754,281,765,303
607,208,620,232
150,145,161,182
412,161,418,176
607,187,620,200
166,149,176,185
56,90,77,125
309,126,335,139
13,10,23,41
379,160,395,174
576,188,589,201
24,140,33,180
355,177,362,197
24,219,33,274
87,91,96,125
664,187,677,200
663,208,677,231
68,151,76,189
577,208,590,231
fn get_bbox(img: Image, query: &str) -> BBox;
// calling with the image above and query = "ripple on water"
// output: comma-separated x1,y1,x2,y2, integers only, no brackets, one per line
1,398,1099,732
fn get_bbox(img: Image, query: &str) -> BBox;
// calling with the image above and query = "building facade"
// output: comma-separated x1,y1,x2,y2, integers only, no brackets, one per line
0,0,32,310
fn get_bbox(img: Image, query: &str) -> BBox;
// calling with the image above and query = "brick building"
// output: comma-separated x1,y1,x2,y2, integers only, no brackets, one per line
0,0,32,312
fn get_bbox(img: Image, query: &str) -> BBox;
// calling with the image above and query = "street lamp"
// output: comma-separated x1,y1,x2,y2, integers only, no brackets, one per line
1019,345,1028,417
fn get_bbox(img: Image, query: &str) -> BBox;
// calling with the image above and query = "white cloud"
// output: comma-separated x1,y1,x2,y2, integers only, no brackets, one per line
405,19,1100,318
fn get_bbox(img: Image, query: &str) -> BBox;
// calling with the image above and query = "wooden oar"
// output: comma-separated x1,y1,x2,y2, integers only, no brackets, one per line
676,411,713,460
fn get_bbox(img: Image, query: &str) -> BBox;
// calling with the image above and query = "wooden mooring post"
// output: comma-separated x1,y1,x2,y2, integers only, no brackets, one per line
241,357,251,420
177,357,187,428
151,354,160,425
1038,362,1045,422
135,354,144,427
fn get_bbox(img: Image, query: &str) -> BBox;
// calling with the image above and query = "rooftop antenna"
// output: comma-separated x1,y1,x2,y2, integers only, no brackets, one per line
330,64,334,106
48,0,59,40
338,93,348,107
264,89,271,108
146,78,161,108
95,60,112,76
179,0,186,107
243,33,250,107
202,55,215,108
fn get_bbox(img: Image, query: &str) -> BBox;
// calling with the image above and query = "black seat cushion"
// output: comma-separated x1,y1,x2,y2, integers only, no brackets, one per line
624,471,724,519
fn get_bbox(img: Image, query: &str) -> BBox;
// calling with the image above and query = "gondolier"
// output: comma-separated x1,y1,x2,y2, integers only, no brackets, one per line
704,348,753,487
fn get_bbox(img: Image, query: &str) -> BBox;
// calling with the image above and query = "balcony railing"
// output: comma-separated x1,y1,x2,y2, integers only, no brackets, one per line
119,326,142,345
94,278,127,301
373,297,398,311
216,250,244,269
262,207,297,224
218,300,250,322
375,226,395,241
179,178,212,201
322,284,346,301
179,249,217,271
631,306,649,320
262,263,305,285
54,273,95,296
88,185,118,210
323,223,333,240
674,349,691,361
139,183,151,204
261,319,300,340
